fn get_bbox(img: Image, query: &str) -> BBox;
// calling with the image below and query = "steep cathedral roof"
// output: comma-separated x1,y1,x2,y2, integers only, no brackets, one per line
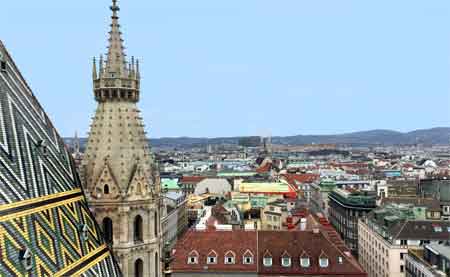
81,0,159,199
0,41,121,276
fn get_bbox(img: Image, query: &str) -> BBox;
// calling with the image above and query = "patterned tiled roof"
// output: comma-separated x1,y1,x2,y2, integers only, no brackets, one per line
0,41,121,276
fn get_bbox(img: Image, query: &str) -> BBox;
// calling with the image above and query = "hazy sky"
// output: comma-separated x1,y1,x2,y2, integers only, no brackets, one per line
1,0,450,138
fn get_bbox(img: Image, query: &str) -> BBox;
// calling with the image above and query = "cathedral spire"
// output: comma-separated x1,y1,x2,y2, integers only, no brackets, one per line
105,0,127,77
93,0,140,102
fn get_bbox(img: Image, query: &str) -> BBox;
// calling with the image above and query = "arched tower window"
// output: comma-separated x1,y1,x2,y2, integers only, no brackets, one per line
155,252,159,277
134,258,143,277
134,215,143,243
103,184,110,194
102,217,113,245
154,211,158,237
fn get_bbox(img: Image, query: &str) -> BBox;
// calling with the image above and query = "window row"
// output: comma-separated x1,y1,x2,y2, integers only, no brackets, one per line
263,256,334,268
188,250,253,265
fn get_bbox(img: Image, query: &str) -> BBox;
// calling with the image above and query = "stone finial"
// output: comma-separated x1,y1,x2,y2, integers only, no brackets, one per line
92,57,97,79
105,0,127,77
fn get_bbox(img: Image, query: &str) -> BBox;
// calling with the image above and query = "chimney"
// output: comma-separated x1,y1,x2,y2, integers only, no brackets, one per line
313,227,320,234
300,218,307,231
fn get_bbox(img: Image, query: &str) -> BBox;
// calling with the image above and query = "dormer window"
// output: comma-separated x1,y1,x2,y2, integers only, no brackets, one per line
300,257,310,267
243,250,254,265
244,256,253,264
188,256,197,264
207,250,218,264
282,257,291,267
281,251,291,267
81,224,89,241
20,248,32,271
224,251,236,264
263,257,272,267
263,250,272,267
187,250,199,264
0,52,6,72
319,257,329,268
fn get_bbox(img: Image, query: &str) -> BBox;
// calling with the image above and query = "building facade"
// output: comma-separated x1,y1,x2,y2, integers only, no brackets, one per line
405,245,449,277
80,1,161,276
358,203,450,277
419,178,450,221
328,189,377,255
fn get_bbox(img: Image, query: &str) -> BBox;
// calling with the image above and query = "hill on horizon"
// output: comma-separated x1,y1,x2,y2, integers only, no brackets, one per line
64,127,450,149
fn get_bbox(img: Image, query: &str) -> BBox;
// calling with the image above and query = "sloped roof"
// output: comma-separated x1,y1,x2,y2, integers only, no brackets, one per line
0,41,121,276
381,197,441,211
240,182,296,197
389,221,450,241
171,229,366,276
162,178,180,190
171,230,257,273
282,173,320,186
258,231,366,276
179,176,206,185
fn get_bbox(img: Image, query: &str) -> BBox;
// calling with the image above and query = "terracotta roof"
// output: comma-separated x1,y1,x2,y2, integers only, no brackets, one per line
256,162,272,174
258,231,366,276
282,174,320,186
179,176,207,185
171,230,257,273
171,229,366,276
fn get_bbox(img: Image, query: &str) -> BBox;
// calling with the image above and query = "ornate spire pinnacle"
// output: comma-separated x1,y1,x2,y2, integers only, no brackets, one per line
99,54,104,76
136,59,140,79
105,0,127,77
93,1,140,103
92,57,97,79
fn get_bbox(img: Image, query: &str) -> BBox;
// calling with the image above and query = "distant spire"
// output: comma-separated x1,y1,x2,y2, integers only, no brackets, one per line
105,0,127,77
74,131,80,154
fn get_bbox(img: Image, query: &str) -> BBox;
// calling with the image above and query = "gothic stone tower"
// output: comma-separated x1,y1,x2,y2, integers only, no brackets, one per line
81,1,162,276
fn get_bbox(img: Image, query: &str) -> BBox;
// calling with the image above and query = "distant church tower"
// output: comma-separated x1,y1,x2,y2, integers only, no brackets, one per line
80,1,162,276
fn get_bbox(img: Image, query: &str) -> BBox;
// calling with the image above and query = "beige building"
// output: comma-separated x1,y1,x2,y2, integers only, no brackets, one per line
80,1,162,276
261,199,287,230
358,219,410,277
358,204,450,277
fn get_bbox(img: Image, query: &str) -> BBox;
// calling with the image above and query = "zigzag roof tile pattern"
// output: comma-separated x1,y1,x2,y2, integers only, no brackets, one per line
0,41,122,277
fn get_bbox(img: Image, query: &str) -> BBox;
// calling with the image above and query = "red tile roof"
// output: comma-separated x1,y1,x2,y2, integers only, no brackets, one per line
282,174,320,186
171,230,257,273
179,176,206,185
171,229,366,276
258,230,366,276
256,162,272,174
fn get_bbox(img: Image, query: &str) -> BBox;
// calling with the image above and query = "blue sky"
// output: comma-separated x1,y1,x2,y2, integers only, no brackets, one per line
1,0,450,138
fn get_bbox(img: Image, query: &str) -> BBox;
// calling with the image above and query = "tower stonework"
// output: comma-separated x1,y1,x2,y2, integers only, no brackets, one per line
81,1,162,276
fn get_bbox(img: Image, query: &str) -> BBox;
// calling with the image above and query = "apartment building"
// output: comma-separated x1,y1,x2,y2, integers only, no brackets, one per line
358,203,450,277
328,188,377,255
